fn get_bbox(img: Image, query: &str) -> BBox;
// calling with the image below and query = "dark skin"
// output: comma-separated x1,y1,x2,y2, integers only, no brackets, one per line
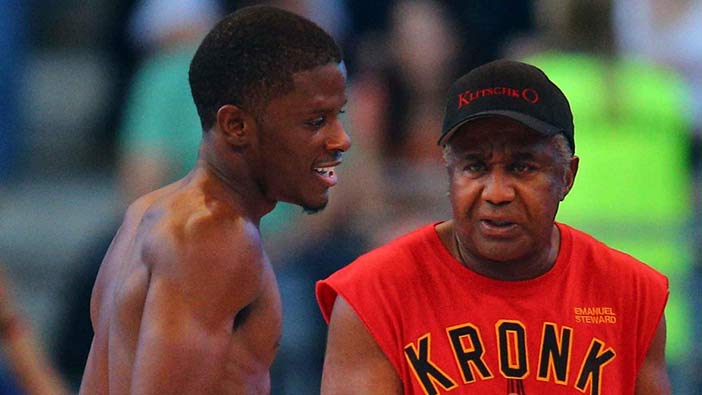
80,62,350,395
321,116,670,394
440,117,576,281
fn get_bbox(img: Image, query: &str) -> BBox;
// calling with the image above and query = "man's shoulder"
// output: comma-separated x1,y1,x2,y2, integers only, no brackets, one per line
332,223,438,279
365,222,434,255
562,223,668,285
133,191,264,278
316,224,437,324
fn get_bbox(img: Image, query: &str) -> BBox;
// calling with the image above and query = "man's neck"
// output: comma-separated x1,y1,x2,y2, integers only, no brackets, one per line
439,221,561,281
195,144,276,223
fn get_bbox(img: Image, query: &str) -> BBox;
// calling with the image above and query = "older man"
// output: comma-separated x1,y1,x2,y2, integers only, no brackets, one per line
317,60,669,395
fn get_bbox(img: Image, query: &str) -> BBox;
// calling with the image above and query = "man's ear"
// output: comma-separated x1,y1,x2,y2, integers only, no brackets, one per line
561,155,579,201
215,104,255,147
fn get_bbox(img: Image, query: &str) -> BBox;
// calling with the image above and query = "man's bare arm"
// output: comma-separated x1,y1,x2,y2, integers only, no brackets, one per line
321,295,402,394
130,218,263,394
635,315,671,395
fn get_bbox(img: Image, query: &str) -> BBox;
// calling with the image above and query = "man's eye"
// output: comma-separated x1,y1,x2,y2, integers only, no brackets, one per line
306,116,326,129
464,163,486,173
511,163,534,173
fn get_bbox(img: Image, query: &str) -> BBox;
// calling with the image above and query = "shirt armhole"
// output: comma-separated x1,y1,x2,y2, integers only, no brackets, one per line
635,277,670,373
315,279,406,380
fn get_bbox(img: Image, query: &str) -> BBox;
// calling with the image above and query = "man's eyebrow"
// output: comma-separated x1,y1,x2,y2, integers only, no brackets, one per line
512,152,537,160
461,152,484,160
300,97,348,115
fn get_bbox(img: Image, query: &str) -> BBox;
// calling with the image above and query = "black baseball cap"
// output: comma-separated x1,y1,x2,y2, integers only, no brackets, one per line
438,59,575,153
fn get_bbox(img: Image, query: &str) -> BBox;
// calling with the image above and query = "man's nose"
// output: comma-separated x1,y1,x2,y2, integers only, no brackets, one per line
325,120,352,153
482,170,515,205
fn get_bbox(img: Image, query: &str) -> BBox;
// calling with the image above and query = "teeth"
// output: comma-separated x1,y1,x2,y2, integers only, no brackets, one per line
315,167,335,177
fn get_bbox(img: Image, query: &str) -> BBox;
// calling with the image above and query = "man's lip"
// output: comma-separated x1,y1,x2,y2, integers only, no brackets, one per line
313,161,341,188
479,216,518,225
478,218,519,237
314,160,342,169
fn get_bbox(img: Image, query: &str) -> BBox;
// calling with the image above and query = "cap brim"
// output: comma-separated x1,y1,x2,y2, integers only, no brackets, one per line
437,110,563,146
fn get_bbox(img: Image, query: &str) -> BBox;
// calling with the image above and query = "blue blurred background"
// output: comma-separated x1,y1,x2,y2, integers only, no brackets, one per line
0,0,699,393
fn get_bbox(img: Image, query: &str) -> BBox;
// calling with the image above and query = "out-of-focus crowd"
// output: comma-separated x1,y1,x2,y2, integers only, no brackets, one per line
0,0,699,394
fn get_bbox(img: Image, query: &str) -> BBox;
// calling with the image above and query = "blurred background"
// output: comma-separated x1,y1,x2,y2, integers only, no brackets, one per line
0,0,699,393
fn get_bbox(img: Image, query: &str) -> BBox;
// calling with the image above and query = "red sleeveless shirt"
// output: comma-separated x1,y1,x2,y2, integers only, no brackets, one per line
317,222,668,395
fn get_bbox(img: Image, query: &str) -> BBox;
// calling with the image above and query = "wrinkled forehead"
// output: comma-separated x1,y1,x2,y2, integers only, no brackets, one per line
447,116,553,154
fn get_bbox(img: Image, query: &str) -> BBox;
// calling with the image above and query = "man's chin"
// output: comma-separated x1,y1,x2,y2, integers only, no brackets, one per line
301,201,327,214
276,192,328,214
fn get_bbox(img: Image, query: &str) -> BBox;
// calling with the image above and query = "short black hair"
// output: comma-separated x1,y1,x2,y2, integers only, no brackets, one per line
189,5,343,130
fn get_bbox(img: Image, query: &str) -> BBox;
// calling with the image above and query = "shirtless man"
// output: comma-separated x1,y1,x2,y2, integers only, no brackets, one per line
79,6,349,394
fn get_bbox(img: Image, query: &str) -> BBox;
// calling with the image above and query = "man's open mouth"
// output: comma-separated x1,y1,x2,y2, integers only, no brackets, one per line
314,166,336,177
